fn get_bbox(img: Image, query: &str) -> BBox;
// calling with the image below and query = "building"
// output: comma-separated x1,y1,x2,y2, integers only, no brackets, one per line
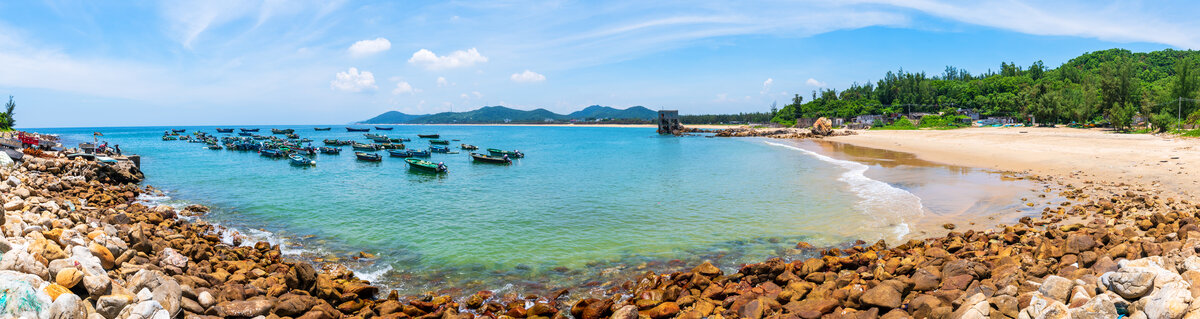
853,115,884,125
657,110,683,134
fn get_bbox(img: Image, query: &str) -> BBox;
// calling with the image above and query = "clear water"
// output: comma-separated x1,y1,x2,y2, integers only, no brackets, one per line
35,125,926,295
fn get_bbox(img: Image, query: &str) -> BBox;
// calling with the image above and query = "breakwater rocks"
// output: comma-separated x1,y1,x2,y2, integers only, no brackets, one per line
705,127,856,139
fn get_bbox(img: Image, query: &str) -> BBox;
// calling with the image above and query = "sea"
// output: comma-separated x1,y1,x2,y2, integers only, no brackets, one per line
31,125,1039,296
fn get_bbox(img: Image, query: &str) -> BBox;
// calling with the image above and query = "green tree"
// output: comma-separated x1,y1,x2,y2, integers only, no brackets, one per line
2,96,13,130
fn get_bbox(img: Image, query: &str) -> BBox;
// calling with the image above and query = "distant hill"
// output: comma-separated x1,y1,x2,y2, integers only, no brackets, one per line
567,105,656,120
360,111,425,124
359,105,660,124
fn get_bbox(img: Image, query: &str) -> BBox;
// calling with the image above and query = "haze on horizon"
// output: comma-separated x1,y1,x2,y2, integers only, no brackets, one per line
1,0,1197,128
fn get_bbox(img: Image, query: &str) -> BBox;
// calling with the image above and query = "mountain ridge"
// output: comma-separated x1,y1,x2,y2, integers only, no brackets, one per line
359,105,659,124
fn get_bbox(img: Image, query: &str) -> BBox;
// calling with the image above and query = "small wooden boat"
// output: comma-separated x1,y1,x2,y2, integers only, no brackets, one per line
378,143,405,149
323,139,343,145
314,127,332,131
388,150,412,157
319,147,341,154
355,152,382,162
238,132,253,136
487,148,524,158
460,144,478,150
352,143,377,151
289,154,316,166
407,149,431,157
206,144,223,150
260,149,285,158
430,145,450,153
405,158,447,173
240,128,260,132
368,135,391,143
161,136,177,141
172,129,186,133
417,134,439,138
375,126,394,130
285,133,300,139
346,127,370,132
271,128,295,134
429,139,449,145
216,128,234,133
471,152,512,164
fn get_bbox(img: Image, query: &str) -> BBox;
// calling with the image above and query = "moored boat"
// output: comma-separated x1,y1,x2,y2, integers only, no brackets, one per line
216,128,234,133
318,147,341,154
323,139,343,145
460,144,478,150
374,126,394,130
404,158,447,173
259,149,285,158
238,132,253,136
355,152,382,162
352,143,378,151
314,127,332,131
289,154,316,166
206,144,223,150
285,133,300,139
417,134,439,138
240,128,259,132
430,145,450,153
161,136,177,141
407,149,430,157
346,127,370,132
429,139,449,145
471,152,512,164
271,128,295,134
487,148,524,158
172,129,186,133
388,150,412,157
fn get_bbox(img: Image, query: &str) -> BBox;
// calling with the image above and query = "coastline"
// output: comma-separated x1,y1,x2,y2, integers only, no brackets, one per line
6,126,1200,318
363,123,747,130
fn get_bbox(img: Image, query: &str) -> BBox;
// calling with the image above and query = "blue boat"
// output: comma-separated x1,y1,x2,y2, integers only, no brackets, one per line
407,149,431,157
238,132,253,136
259,149,285,158
430,145,450,153
388,150,412,157
289,154,315,166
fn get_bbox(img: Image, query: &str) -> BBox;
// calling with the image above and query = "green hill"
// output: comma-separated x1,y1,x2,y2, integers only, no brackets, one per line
360,105,660,124
360,111,425,124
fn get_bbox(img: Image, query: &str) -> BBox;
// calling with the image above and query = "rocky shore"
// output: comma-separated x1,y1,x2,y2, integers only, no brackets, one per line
6,144,1200,319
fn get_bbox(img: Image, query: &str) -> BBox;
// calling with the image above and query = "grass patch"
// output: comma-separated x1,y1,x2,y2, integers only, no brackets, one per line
871,118,917,130
1180,129,1200,137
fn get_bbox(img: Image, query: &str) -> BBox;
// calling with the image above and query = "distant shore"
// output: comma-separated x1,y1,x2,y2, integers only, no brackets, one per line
362,123,749,130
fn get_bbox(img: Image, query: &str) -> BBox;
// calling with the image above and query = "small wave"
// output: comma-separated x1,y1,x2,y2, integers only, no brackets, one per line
355,264,395,283
764,141,924,241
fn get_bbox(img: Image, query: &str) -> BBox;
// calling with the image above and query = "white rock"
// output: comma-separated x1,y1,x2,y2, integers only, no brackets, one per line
197,291,215,309
49,292,87,319
1018,292,1071,319
1145,281,1194,319
0,248,50,280
126,269,182,318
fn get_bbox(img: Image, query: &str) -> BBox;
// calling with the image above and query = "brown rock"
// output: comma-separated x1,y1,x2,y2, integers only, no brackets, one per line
215,299,275,317
89,242,116,269
862,284,902,309
56,268,83,288
640,301,680,319
43,284,70,301
693,261,722,276
784,299,838,319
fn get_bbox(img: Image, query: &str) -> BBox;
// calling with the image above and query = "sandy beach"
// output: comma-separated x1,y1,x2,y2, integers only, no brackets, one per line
827,127,1199,197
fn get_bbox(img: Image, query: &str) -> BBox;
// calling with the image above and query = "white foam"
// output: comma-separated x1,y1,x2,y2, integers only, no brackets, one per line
764,141,925,241
356,264,395,283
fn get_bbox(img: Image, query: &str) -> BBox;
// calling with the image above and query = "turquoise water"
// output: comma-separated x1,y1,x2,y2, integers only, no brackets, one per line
36,125,927,294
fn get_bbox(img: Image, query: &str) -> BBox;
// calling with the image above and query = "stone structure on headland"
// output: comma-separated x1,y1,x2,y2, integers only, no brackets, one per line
2,130,1198,318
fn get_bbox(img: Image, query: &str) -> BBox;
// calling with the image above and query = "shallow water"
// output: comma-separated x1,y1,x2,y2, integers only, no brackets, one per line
34,125,1035,295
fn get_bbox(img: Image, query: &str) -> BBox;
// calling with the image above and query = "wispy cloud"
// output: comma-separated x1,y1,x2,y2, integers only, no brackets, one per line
510,70,546,83
348,37,391,57
761,78,773,94
805,78,826,87
392,81,419,94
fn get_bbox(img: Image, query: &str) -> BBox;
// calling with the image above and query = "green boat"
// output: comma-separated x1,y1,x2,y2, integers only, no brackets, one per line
404,158,447,173
429,139,449,145
487,148,524,158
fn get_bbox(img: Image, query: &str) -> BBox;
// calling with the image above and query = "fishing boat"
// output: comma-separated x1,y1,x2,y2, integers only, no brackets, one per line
161,136,177,141
289,154,316,166
378,143,405,149
388,150,412,157
323,139,343,145
352,143,377,151
429,139,449,145
215,128,234,133
417,134,439,138
238,132,253,136
319,147,341,154
314,127,332,131
285,133,300,139
172,129,186,133
460,144,478,150
240,128,259,132
271,128,295,134
259,149,285,158
346,127,370,132
368,135,391,143
374,126,394,130
487,148,524,158
404,158,447,173
471,152,512,164
355,152,382,162
430,145,450,153
407,149,431,157
206,144,223,150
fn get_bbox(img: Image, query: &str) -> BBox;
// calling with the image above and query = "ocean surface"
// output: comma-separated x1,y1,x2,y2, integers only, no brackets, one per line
33,125,1033,295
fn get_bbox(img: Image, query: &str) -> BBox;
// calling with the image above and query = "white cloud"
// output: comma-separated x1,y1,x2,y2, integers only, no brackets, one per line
510,70,546,83
331,67,377,92
392,81,420,94
472,91,482,98
436,76,450,87
761,78,774,94
407,48,488,69
805,78,826,87
348,37,391,57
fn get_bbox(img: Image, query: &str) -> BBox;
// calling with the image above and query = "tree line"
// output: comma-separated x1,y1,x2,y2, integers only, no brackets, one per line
766,48,1200,130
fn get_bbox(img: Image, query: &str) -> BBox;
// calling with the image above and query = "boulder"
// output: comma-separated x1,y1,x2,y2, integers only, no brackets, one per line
0,270,52,318
1102,268,1158,299
158,248,187,269
215,299,275,317
48,292,87,319
862,284,902,308
96,294,135,319
812,117,833,135
1068,293,1121,319
126,270,182,318
1039,275,1075,303
1144,281,1194,319
952,293,989,319
611,305,638,319
56,268,83,288
88,242,115,269
1019,292,1070,319
0,248,50,280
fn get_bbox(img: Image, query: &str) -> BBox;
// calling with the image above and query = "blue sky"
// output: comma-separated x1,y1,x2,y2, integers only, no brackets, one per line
1,1,1195,127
